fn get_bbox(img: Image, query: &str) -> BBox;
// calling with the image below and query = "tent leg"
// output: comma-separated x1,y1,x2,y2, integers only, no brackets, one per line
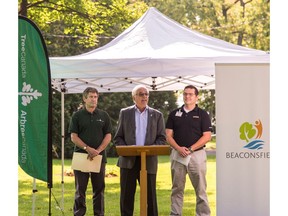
61,91,65,210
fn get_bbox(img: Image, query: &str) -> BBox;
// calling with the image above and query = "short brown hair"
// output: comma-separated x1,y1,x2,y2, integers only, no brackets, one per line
184,85,199,96
83,87,99,99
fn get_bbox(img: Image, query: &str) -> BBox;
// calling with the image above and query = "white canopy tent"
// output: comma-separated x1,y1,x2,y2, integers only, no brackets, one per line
49,7,269,210
50,7,269,93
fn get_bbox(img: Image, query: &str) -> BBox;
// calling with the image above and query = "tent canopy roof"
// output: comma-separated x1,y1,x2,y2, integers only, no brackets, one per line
50,7,269,93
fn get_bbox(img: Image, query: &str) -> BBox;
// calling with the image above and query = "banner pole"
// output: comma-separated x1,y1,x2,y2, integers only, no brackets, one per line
48,186,52,216
32,178,37,216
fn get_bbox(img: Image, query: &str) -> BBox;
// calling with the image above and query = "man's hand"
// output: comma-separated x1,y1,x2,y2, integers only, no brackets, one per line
86,147,100,161
177,146,190,157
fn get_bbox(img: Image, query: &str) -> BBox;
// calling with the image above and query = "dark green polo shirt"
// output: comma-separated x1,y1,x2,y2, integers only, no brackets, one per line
69,108,112,160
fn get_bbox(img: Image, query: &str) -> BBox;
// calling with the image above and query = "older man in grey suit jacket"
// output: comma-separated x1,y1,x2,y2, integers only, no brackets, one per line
114,84,166,216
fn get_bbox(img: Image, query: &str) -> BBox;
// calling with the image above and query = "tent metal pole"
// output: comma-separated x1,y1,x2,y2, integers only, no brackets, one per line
61,91,65,210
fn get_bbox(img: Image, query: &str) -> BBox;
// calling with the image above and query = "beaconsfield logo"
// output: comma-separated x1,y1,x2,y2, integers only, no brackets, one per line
225,119,269,159
19,82,42,106
239,119,264,150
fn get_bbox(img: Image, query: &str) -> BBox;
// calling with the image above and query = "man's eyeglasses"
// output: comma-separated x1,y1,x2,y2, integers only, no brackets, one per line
136,93,149,97
183,93,196,97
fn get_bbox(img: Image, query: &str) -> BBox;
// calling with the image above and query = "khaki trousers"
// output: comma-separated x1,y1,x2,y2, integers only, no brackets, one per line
170,149,210,216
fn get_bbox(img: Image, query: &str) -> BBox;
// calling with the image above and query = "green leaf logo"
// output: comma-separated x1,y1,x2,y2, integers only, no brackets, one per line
239,120,264,150
239,122,256,142
18,82,42,106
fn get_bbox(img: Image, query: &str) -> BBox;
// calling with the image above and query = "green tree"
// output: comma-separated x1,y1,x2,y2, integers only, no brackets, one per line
19,0,149,55
198,90,216,133
51,91,83,158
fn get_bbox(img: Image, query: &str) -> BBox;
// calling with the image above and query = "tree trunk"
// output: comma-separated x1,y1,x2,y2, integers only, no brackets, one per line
19,0,28,17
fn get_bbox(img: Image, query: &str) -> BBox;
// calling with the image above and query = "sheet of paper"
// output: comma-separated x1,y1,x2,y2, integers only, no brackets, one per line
71,152,102,173
170,148,191,166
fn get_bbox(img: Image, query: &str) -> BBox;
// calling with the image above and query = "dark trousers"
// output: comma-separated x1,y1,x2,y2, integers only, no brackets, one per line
120,156,158,216
73,163,105,216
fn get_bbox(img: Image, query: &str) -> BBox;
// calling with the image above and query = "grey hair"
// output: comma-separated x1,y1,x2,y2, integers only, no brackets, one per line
131,84,149,97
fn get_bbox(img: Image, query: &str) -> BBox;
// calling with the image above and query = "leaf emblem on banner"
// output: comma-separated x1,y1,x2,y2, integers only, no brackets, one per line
239,122,256,142
19,82,42,106
239,120,264,150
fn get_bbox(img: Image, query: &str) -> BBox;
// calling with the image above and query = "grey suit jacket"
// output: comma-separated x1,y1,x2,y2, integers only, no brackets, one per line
114,105,166,174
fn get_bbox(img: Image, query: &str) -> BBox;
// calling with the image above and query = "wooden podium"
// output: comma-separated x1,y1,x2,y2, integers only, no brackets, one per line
116,145,171,216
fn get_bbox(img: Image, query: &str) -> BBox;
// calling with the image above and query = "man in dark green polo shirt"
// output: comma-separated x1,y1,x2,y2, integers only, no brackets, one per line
69,87,112,216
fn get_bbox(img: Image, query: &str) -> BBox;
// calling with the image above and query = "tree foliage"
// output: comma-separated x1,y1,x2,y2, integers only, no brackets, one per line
198,90,216,133
19,0,149,55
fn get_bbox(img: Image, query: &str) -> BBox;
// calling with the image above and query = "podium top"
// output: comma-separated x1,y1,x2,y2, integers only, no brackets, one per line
116,145,171,156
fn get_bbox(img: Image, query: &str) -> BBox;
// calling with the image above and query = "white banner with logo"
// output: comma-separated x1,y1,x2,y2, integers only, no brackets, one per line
216,63,270,216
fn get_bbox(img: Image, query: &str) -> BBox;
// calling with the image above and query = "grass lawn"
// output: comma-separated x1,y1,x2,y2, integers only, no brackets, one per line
18,152,216,215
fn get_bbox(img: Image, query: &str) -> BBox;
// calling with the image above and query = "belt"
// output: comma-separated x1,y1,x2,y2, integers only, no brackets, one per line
193,147,204,152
